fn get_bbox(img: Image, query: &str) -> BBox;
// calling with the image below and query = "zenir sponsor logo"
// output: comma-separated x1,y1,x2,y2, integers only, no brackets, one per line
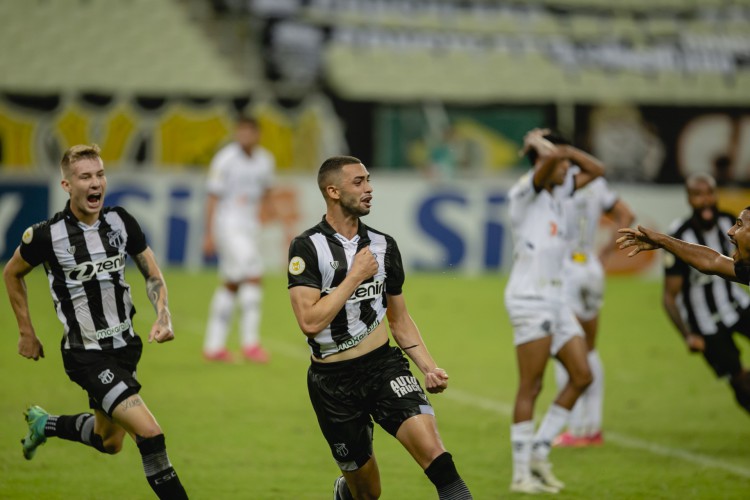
66,253,126,282
346,280,383,304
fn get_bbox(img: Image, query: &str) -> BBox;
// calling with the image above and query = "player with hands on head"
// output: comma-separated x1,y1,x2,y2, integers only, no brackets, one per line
287,156,471,500
505,128,604,493
3,144,188,499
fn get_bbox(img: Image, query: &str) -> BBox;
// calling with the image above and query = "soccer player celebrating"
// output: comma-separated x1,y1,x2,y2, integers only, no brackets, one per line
3,145,188,499
619,189,750,414
287,156,472,499
505,129,604,493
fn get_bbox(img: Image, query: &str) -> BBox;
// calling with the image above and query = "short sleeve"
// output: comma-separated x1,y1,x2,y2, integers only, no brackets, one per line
18,223,49,267
113,207,148,255
734,261,750,285
287,236,322,289
206,148,229,196
385,236,405,296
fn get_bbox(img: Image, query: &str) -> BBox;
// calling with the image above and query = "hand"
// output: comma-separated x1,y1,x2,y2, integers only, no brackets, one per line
149,310,174,343
424,367,449,394
18,333,44,361
350,246,378,282
519,128,552,157
617,226,660,257
685,333,705,353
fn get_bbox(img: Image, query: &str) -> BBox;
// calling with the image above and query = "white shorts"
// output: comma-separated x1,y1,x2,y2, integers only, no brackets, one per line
506,301,584,356
563,256,605,322
215,227,263,283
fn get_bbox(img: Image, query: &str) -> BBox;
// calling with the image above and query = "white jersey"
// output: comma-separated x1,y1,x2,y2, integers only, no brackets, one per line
207,142,275,234
563,176,618,259
505,172,574,306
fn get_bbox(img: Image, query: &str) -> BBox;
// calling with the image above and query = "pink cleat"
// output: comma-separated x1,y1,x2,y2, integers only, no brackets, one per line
586,431,604,446
203,349,234,363
552,431,590,448
242,344,270,364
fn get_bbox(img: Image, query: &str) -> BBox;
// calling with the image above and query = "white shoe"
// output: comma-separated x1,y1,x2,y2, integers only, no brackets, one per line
510,475,559,494
531,459,565,490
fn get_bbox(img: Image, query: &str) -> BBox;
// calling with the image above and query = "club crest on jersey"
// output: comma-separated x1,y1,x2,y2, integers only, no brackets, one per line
289,256,305,275
67,246,76,255
97,369,114,385
330,260,340,270
107,229,124,249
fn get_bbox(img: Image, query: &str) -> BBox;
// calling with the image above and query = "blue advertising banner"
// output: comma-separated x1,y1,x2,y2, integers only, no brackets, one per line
0,182,49,260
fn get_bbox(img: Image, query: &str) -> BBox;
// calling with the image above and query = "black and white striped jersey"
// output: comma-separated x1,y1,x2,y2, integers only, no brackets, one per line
287,216,405,359
665,212,750,335
19,201,147,351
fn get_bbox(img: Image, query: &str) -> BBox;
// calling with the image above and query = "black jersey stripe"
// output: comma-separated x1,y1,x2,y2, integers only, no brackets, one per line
46,220,84,349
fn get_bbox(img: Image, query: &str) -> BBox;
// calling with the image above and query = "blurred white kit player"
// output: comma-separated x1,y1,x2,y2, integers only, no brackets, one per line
504,130,603,494
554,173,634,447
203,116,275,363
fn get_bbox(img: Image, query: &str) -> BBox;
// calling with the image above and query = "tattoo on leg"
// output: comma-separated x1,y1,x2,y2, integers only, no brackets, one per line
120,396,144,412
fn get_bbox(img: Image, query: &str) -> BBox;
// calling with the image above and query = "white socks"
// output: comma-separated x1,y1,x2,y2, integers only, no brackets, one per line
203,287,235,353
532,404,570,461
238,283,262,348
554,351,604,436
510,421,535,482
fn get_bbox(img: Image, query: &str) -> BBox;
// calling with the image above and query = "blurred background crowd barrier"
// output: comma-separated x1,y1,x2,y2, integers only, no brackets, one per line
1,0,749,274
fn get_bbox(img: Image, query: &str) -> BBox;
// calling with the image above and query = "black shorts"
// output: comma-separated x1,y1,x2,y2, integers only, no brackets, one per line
62,338,143,417
307,342,434,472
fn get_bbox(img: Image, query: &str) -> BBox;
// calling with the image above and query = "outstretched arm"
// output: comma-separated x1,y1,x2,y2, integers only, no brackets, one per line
132,247,174,343
386,293,449,394
618,225,738,282
3,247,44,360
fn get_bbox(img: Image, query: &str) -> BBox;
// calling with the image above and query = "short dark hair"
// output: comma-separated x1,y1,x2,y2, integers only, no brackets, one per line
525,132,571,166
317,155,362,194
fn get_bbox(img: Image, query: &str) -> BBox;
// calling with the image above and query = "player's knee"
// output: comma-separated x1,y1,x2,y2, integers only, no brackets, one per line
101,435,124,455
520,378,543,399
571,369,594,391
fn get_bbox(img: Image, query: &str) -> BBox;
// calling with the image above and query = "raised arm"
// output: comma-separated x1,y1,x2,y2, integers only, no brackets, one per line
566,146,606,189
3,247,44,360
385,293,448,394
132,247,174,343
618,225,738,282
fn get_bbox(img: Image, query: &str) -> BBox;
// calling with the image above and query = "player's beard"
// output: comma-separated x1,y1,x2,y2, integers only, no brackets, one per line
692,205,718,230
341,195,370,218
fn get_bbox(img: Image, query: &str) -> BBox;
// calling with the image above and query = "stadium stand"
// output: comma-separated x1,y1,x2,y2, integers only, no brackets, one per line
0,0,252,94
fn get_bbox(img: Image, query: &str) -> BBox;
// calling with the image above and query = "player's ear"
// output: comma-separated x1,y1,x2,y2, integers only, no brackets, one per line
61,179,71,193
326,185,339,200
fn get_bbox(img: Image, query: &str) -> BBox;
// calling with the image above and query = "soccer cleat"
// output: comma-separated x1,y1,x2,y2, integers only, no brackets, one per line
333,475,350,500
552,431,590,448
203,349,234,363
586,431,604,446
21,405,49,460
242,344,269,364
531,459,565,490
510,475,559,494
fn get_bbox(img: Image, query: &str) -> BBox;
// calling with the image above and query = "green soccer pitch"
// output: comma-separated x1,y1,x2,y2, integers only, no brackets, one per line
1,268,749,499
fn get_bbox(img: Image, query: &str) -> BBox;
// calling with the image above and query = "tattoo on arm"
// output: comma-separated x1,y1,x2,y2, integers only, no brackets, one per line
146,277,166,312
403,344,419,350
133,253,151,279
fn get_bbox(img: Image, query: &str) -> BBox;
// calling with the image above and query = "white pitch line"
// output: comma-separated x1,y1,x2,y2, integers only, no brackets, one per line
444,389,750,480
269,339,750,479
